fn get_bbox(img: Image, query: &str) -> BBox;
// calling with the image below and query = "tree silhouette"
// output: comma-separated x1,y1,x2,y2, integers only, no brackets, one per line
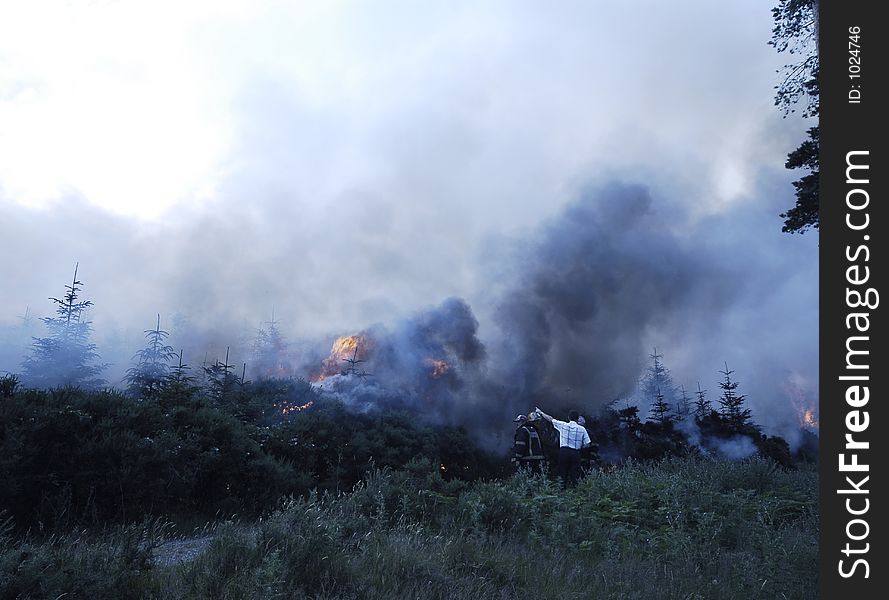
717,363,751,430
18,306,34,328
693,382,712,419
21,264,106,389
770,0,819,118
252,311,290,378
673,385,692,421
162,349,198,399
617,404,641,434
639,347,677,415
649,387,674,425
204,346,238,402
770,0,819,233
780,126,819,233
341,347,371,378
125,314,178,398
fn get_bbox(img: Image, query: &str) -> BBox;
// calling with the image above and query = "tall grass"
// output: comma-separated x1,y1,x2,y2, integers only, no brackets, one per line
1,456,817,599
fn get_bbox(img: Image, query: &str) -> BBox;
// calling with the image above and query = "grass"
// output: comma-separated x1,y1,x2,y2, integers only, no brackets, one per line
0,455,817,599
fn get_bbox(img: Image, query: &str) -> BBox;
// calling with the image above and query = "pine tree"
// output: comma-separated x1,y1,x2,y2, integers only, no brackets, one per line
770,0,820,233
125,314,178,398
673,385,692,421
617,404,641,433
252,311,290,378
693,381,712,418
717,363,751,429
16,306,38,343
649,387,674,424
0,373,19,398
341,347,371,378
18,307,34,328
639,347,678,415
204,346,238,402
21,264,106,389
162,349,199,401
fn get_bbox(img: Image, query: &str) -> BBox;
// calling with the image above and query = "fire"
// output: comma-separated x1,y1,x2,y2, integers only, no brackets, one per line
783,371,819,431
800,408,818,429
331,334,361,356
426,358,449,379
274,400,314,416
313,334,372,381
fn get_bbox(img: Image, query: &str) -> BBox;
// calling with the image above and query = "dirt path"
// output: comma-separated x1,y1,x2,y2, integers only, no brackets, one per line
151,535,215,567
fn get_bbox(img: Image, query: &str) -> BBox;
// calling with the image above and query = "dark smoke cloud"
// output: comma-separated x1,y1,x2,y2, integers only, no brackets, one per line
251,179,814,452
1,172,816,450
308,297,486,425
1,12,817,444
469,178,817,447
486,182,730,411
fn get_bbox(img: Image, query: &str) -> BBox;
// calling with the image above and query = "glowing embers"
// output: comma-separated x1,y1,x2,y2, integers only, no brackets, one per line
799,408,819,430
425,358,450,379
784,371,819,431
273,400,314,416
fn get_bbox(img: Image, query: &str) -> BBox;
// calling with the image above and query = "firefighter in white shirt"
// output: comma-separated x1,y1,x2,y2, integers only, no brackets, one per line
534,407,591,488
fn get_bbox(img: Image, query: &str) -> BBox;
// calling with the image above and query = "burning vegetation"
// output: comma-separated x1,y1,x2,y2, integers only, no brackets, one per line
8,262,816,468
274,400,315,416
426,358,450,379
799,408,818,429
5,183,815,457
314,334,373,381
783,372,819,431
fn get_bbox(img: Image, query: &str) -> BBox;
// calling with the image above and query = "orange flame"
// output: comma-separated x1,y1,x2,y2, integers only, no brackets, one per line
273,400,314,416
800,408,818,429
331,335,361,356
783,372,819,431
313,334,372,381
425,358,449,379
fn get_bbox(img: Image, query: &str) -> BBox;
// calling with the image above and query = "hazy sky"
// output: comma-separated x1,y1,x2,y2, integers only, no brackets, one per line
0,1,817,434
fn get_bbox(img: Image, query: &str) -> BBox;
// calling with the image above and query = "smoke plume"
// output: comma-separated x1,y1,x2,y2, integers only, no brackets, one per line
1,179,817,448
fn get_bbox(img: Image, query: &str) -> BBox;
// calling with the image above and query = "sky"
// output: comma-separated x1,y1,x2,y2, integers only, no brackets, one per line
0,1,818,438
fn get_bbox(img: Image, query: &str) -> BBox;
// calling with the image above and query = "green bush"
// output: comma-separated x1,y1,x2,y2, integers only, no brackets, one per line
0,521,161,600
0,372,816,598
0,456,817,599
0,383,503,533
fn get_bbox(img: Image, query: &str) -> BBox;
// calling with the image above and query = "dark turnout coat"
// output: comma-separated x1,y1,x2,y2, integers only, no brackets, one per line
512,423,545,466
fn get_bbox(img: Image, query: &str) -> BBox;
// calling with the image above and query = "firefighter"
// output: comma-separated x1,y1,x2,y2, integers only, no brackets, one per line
511,414,545,473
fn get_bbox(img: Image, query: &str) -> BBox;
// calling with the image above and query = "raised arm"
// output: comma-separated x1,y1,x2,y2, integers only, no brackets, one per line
535,407,554,423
